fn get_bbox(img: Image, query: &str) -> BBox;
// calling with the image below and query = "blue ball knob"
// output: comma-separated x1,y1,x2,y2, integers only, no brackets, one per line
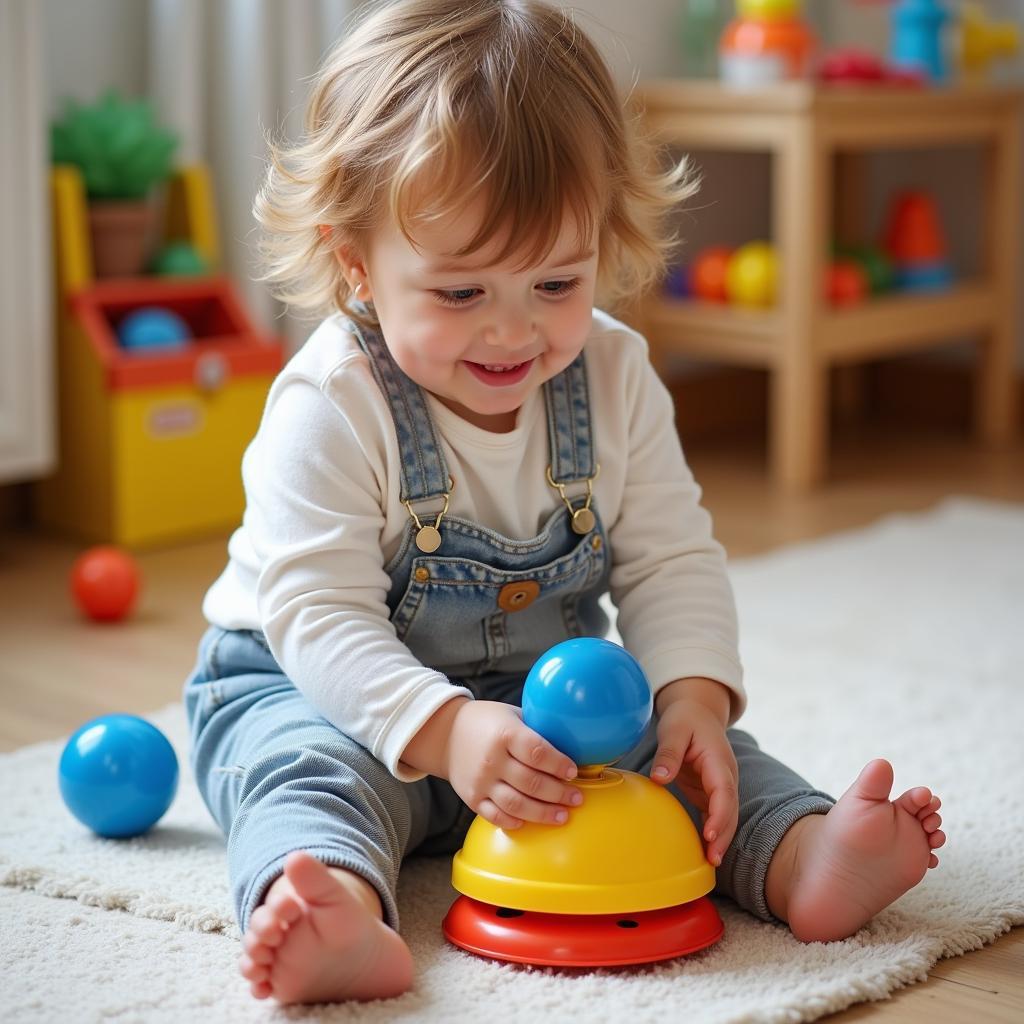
58,715,178,838
116,307,191,352
522,638,652,767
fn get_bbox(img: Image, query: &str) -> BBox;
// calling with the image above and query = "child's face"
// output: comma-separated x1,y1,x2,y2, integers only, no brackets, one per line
344,198,599,432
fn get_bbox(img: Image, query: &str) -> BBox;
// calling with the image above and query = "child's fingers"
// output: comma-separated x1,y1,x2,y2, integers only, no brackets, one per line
488,782,573,827
476,797,524,831
509,725,578,781
651,738,687,783
698,754,739,865
506,761,583,811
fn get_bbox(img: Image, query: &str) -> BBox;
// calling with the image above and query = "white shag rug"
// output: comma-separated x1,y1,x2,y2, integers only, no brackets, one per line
2,497,1022,1023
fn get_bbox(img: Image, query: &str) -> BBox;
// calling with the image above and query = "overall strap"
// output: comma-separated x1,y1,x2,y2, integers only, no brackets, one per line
544,352,596,484
348,315,451,503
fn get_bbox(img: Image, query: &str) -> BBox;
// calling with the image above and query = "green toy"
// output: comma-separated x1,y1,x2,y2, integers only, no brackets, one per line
152,242,209,277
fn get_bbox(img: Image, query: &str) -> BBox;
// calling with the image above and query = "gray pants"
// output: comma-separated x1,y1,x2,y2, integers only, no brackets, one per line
184,626,835,932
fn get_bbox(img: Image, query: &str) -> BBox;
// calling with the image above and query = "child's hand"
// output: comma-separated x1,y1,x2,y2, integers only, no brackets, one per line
651,687,739,867
445,700,582,830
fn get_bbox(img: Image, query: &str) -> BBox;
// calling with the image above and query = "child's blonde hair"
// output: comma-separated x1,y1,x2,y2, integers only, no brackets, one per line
255,0,696,327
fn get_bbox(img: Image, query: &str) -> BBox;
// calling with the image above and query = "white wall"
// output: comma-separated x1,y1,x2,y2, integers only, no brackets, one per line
43,0,147,115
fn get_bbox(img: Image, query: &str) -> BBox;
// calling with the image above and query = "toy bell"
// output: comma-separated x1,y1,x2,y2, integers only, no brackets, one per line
443,638,724,967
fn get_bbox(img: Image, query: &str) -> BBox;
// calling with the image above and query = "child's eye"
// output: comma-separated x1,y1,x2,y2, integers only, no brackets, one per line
432,278,582,308
538,278,582,298
433,287,480,307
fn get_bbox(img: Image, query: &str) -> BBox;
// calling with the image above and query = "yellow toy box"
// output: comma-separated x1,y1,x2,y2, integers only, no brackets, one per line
36,165,283,547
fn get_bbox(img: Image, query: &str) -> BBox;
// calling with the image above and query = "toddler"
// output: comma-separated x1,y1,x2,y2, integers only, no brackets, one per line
184,0,945,1005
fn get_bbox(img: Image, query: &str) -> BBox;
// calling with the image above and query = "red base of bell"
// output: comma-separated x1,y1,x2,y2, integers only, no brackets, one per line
442,895,724,967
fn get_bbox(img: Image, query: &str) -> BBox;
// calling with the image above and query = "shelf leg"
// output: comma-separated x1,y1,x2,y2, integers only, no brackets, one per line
773,120,830,489
976,109,1020,444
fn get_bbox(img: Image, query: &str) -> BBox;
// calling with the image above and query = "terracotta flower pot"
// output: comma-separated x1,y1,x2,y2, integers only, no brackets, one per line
88,199,155,278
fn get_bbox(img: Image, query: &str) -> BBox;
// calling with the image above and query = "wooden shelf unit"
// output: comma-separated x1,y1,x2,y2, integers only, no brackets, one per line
634,80,1023,489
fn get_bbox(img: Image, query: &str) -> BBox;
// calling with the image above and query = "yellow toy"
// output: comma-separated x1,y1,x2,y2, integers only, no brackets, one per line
959,3,1020,80
443,638,723,967
36,164,282,548
726,241,779,308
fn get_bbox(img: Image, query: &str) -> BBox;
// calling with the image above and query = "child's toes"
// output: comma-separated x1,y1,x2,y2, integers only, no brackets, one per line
928,828,946,850
928,853,939,869
239,953,270,983
242,932,275,964
248,907,285,948
265,888,304,928
917,795,940,820
920,811,942,833
250,979,273,1000
897,787,932,815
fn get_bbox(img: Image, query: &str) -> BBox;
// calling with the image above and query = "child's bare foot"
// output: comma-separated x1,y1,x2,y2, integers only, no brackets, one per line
238,851,414,1004
767,759,946,943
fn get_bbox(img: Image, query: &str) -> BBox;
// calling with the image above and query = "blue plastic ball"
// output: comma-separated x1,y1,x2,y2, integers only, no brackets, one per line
116,307,191,352
522,637,653,766
58,714,178,838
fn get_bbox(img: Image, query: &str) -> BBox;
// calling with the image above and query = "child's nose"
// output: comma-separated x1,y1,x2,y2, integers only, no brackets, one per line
483,314,537,352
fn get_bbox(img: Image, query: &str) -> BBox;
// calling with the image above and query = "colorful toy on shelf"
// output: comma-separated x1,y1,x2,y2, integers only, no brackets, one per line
726,240,778,307
116,306,192,352
70,545,141,622
680,0,727,78
719,0,818,87
848,245,895,295
888,0,951,83
960,2,1020,80
826,260,870,306
59,714,178,838
817,46,925,85
691,246,734,303
664,262,692,299
883,189,953,291
443,638,723,967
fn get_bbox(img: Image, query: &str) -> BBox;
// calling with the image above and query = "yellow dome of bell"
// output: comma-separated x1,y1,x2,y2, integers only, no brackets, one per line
451,767,715,916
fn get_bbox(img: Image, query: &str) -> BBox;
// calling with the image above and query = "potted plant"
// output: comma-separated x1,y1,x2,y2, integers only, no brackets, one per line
51,90,179,278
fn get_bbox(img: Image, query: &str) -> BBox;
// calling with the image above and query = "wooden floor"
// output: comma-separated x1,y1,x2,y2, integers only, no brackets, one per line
1,417,1021,1022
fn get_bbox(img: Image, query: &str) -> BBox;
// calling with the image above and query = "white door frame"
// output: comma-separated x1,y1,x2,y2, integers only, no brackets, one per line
0,0,53,483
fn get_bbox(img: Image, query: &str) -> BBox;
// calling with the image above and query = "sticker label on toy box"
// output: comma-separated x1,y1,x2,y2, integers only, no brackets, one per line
147,401,205,438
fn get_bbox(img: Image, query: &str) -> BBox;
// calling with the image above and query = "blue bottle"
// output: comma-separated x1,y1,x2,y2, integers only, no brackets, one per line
890,0,950,83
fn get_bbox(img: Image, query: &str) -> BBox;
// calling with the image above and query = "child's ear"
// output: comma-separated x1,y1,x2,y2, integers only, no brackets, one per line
319,225,371,299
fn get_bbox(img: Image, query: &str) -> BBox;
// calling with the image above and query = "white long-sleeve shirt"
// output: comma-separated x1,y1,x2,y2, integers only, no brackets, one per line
203,307,745,780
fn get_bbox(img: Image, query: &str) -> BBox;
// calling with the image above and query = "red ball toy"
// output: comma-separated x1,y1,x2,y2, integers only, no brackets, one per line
826,261,869,307
691,247,734,303
70,546,141,622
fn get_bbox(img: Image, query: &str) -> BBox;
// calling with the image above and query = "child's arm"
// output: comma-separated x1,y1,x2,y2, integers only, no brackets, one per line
651,676,738,867
399,698,583,831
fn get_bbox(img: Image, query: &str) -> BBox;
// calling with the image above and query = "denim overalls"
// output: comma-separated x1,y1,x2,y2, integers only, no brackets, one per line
184,314,834,933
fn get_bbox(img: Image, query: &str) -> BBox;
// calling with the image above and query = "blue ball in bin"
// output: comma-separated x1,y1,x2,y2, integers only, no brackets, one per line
58,714,178,838
117,307,191,352
522,637,653,767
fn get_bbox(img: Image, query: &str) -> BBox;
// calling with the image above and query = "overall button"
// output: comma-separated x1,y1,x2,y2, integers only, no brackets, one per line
498,580,540,613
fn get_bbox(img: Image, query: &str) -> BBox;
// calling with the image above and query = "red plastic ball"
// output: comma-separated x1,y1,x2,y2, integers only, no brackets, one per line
826,261,869,307
70,546,141,622
691,247,734,303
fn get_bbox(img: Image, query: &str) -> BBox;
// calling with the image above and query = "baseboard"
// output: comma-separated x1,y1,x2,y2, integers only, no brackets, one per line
0,483,31,530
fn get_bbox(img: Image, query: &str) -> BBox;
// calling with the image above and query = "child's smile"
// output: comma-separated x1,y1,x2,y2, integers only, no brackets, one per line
463,357,535,387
